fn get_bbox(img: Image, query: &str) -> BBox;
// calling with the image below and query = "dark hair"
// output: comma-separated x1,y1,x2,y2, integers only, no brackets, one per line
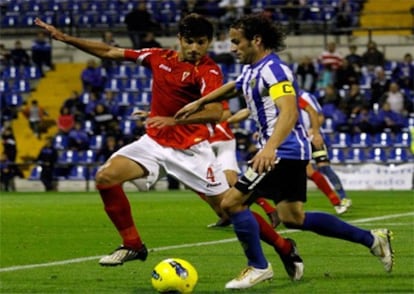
230,13,286,52
178,13,214,40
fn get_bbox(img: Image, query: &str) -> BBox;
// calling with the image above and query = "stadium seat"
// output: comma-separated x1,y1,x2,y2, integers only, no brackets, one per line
393,132,411,148
120,120,135,136
372,132,393,148
367,147,387,163
328,148,345,164
105,78,124,92
58,150,80,164
388,148,409,163
116,91,135,106
330,132,351,148
67,165,88,180
82,120,94,134
112,64,132,79
124,78,142,92
13,79,31,93
351,132,372,148
28,165,42,180
321,117,334,133
2,66,21,80
23,66,42,80
2,13,20,28
53,134,69,150
132,67,152,79
79,149,96,164
135,92,152,107
89,135,105,150
345,148,366,164
0,80,9,93
5,93,24,107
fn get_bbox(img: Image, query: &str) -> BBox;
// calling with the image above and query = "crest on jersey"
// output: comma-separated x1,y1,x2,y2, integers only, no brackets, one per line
182,71,190,81
249,78,256,88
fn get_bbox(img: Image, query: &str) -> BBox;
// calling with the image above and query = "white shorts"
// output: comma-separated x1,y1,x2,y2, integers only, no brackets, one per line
210,139,240,174
112,134,229,196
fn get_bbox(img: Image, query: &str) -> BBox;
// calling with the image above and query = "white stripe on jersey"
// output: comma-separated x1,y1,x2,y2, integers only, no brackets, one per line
300,90,322,130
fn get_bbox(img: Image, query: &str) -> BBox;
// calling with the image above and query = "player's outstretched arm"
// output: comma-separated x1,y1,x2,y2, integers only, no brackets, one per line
227,108,251,124
175,81,239,120
34,18,125,60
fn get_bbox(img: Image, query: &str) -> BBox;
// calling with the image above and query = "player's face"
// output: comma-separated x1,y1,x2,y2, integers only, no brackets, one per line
179,36,211,63
229,28,256,64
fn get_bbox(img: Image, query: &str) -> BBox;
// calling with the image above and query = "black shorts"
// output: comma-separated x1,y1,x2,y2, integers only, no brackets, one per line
311,143,330,163
236,159,308,205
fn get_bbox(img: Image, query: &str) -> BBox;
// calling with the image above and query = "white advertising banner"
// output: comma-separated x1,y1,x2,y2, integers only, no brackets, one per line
332,163,414,190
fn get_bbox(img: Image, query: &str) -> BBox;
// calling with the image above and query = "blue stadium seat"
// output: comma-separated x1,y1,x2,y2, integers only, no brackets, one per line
0,80,9,93
132,67,152,79
372,132,393,148
388,148,410,163
330,132,351,148
58,150,80,164
82,120,94,134
393,132,411,148
120,120,135,136
105,78,124,92
28,165,42,180
116,91,135,106
79,149,96,164
89,135,105,150
5,93,24,107
124,78,142,92
2,66,21,80
345,148,366,164
53,134,69,150
23,66,42,80
135,92,151,107
13,79,31,93
2,13,20,28
329,148,345,164
112,65,132,79
367,147,388,163
76,12,97,27
67,165,88,180
351,132,372,148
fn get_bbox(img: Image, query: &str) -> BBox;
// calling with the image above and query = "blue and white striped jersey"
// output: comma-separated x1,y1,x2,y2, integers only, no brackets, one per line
235,53,311,160
299,89,323,130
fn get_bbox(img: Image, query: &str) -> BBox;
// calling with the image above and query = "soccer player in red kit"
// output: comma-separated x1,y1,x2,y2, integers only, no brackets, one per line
35,14,304,281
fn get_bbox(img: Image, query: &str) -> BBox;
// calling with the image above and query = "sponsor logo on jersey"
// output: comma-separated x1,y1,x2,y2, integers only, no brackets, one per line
209,69,219,75
182,71,190,81
159,64,172,72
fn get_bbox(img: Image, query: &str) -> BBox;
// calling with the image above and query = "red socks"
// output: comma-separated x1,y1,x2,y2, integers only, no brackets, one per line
97,184,143,250
252,211,292,255
309,171,341,206
255,197,277,214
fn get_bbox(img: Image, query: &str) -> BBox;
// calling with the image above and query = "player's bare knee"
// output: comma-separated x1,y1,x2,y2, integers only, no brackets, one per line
95,167,117,186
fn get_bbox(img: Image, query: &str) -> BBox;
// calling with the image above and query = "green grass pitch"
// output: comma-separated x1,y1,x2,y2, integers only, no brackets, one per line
1,190,413,293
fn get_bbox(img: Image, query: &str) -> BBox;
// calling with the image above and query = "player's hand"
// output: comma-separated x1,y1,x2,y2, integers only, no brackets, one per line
146,116,176,128
131,109,149,118
312,132,324,149
34,18,66,41
249,146,276,175
174,100,203,120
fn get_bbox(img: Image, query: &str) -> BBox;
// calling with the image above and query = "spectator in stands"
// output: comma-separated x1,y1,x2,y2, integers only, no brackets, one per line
334,0,354,35
21,99,48,139
0,94,15,123
124,1,161,49
57,106,75,134
92,103,117,135
380,82,413,116
139,32,162,49
31,32,53,77
95,135,120,163
370,67,391,107
36,137,58,191
195,0,226,19
62,90,84,121
377,102,406,133
68,121,90,151
0,43,11,71
392,53,414,91
1,126,17,162
211,31,235,66
130,117,146,141
318,41,343,71
295,56,318,93
281,0,304,35
319,84,340,106
101,90,121,119
362,41,385,71
81,59,106,96
329,101,352,133
10,40,31,67
334,58,360,90
101,31,120,75
345,44,363,73
345,83,365,115
0,152,18,192
218,0,245,29
350,104,381,134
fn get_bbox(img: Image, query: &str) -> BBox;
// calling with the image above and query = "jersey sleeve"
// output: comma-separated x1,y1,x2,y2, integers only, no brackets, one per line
298,97,309,110
199,64,223,96
124,48,161,65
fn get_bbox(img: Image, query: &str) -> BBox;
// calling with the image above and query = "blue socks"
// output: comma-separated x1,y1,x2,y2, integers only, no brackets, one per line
231,209,268,269
319,165,347,199
301,212,374,247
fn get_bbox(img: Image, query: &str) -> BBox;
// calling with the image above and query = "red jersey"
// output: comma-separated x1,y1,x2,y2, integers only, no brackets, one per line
124,48,223,149
208,101,235,143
